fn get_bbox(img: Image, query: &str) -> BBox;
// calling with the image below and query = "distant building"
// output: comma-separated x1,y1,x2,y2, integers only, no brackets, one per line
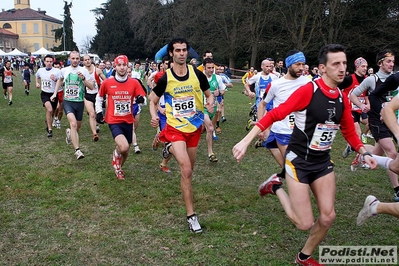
0,0,62,53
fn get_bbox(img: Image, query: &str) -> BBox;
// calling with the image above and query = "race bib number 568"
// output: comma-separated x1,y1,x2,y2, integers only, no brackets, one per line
172,96,196,118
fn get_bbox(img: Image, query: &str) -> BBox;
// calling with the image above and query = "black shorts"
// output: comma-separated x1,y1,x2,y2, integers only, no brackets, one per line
361,112,368,120
63,100,85,121
368,117,393,142
41,91,58,111
84,93,97,103
352,111,361,123
109,123,133,144
285,150,334,184
2,82,12,90
250,83,255,93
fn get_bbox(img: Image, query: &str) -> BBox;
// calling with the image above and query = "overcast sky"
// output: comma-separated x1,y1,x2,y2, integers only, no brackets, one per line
2,0,102,49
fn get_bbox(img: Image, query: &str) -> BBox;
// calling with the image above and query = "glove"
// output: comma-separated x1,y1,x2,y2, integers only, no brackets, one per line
96,112,104,124
136,95,145,104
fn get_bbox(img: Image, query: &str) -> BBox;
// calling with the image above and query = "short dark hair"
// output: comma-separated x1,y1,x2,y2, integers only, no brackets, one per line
202,57,214,66
318,44,346,65
167,38,190,55
44,54,54,61
276,58,284,63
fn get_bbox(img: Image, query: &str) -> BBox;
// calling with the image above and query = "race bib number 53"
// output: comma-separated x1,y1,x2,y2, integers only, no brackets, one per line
172,96,196,118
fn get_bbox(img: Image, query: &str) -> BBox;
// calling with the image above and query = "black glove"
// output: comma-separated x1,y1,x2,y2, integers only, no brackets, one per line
96,112,104,124
136,95,145,104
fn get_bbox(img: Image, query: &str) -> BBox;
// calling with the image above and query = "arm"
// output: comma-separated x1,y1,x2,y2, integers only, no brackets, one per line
349,76,374,112
241,73,248,85
97,68,106,83
381,95,399,141
369,74,399,116
50,77,64,101
149,91,160,128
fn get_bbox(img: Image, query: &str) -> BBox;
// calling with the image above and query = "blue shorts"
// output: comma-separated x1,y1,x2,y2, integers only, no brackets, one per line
63,100,84,121
217,95,223,104
265,131,291,149
158,112,167,130
133,104,142,117
109,123,133,144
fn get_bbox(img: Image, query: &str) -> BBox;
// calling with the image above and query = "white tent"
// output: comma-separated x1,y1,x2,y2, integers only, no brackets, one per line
0,49,6,56
32,47,54,56
6,48,28,57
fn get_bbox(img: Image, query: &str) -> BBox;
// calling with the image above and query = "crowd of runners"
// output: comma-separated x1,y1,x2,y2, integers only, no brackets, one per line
1,38,399,265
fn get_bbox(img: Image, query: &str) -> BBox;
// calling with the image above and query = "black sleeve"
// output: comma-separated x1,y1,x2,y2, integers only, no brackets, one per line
194,68,210,92
369,73,399,114
338,75,352,90
152,73,167,97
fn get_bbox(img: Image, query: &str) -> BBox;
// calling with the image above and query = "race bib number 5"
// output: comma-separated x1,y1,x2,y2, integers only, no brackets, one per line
114,101,131,116
172,96,196,118
309,123,339,151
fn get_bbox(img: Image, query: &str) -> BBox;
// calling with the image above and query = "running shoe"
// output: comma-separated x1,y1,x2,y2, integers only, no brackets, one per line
212,131,219,141
25,89,29,96
162,143,172,159
221,116,227,123
74,149,85,160
258,174,282,196
357,195,379,226
394,191,399,202
47,130,53,138
93,134,99,142
245,119,253,131
366,133,374,139
208,153,218,162
8,100,12,106
342,145,354,158
350,153,361,172
187,214,202,233
115,169,125,180
112,149,121,170
96,125,100,133
361,134,367,144
56,120,61,129
65,128,72,145
52,118,57,127
254,139,264,149
159,164,171,174
134,145,141,154
152,134,160,150
216,127,221,134
295,253,324,266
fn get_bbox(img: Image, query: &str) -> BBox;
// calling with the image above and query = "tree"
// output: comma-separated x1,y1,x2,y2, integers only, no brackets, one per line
53,1,78,52
91,0,142,60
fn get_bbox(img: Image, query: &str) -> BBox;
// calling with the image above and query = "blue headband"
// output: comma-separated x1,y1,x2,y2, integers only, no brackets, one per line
285,52,306,68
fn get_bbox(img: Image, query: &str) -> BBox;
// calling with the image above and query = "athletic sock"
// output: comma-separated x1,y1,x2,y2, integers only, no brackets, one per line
298,252,310,261
372,155,393,169
272,184,282,194
216,121,220,127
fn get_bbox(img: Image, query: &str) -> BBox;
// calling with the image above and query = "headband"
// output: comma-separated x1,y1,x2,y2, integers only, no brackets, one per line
285,52,306,68
354,57,367,68
114,55,129,65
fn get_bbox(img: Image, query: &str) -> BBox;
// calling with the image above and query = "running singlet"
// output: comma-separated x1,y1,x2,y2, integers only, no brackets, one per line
164,65,205,133
61,66,89,102
3,68,13,83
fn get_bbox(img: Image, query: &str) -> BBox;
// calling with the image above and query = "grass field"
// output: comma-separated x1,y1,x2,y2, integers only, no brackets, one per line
0,73,397,265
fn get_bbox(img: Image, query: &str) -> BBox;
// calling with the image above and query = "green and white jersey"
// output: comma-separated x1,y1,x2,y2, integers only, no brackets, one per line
60,66,91,102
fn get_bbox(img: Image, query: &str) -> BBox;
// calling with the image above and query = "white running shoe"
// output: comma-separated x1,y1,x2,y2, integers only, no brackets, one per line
65,128,72,145
357,195,379,226
134,145,141,154
56,120,61,129
74,149,85,160
187,214,202,233
52,118,57,127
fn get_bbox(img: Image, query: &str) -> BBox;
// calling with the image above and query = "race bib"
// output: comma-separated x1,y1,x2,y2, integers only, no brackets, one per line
259,89,266,98
287,114,295,130
172,96,196,118
114,100,131,116
4,76,12,83
42,80,52,90
309,123,339,151
64,86,79,99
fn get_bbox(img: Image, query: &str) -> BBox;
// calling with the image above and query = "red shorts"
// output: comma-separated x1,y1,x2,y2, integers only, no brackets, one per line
57,91,64,103
158,124,202,148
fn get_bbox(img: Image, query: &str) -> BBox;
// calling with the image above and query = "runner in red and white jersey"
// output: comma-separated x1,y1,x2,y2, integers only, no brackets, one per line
95,55,146,180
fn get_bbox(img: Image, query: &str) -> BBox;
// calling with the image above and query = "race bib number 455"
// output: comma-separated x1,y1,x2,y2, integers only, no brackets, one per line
172,96,196,118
